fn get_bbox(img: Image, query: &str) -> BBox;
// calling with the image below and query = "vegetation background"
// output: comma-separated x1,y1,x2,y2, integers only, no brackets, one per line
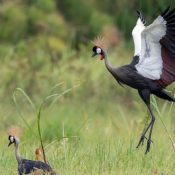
1,0,175,174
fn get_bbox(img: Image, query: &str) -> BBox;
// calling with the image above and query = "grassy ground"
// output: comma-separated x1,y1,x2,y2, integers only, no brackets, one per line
1,1,175,174
1,94,175,175
1,45,175,175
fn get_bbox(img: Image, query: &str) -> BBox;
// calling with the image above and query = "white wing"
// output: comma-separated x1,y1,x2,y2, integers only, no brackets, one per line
136,15,167,80
132,11,146,56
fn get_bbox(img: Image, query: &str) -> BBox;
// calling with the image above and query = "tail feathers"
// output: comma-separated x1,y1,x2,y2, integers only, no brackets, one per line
153,89,175,102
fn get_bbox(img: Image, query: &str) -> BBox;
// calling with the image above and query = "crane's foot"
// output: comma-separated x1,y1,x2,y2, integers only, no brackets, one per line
136,135,146,148
145,139,152,154
136,135,153,149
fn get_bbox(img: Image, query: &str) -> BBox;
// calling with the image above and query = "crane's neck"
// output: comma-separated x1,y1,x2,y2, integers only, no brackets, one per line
103,50,115,73
102,50,123,86
15,142,21,163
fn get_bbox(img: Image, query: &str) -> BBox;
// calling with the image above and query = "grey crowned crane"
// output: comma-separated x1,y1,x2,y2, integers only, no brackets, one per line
92,7,175,154
8,135,57,175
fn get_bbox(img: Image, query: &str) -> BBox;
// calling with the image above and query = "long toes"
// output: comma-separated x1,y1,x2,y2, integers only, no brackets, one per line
136,136,146,148
145,139,152,154
136,140,143,148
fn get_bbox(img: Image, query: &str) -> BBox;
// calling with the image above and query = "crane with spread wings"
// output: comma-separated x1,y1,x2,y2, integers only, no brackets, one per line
91,7,175,154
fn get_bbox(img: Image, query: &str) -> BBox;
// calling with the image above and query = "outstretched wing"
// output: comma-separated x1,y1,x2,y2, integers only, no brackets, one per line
136,7,175,83
132,10,146,56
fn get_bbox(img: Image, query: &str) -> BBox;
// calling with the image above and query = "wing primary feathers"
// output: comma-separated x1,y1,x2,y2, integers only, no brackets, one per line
161,6,170,16
166,13,175,21
161,38,175,51
167,30,175,36
160,6,175,58
168,18,175,23
166,34,175,42
168,29,175,33
136,10,146,24
166,14,175,22
163,36,175,46
161,44,175,57
136,6,175,83
167,23,175,27
136,6,175,80
164,8,175,20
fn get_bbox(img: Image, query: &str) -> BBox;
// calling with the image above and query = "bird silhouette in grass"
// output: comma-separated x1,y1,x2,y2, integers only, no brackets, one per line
91,7,175,154
8,135,57,175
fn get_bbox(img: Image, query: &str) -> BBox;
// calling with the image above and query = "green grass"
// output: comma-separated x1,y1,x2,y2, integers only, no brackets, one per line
1,36,175,175
1,91,175,175
1,1,175,174
1,48,175,174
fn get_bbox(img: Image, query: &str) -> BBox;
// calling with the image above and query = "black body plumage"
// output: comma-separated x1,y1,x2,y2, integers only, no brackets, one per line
18,159,53,175
111,63,175,102
8,135,56,175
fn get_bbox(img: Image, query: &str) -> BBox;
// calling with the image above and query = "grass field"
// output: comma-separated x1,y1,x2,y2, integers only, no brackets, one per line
0,39,175,175
1,77,175,174
1,1,175,174
0,44,175,175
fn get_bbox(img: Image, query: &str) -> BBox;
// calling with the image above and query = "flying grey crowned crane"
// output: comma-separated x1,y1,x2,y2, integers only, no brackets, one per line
8,135,57,175
91,7,175,154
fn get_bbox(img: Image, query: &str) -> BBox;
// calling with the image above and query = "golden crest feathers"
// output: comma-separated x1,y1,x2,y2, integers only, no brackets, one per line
92,36,108,50
7,126,22,138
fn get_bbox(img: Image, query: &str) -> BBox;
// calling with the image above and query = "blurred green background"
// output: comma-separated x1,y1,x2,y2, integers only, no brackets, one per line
0,0,174,100
1,0,175,174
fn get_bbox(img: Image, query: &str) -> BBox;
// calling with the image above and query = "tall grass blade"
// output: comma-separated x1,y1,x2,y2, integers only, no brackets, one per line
37,104,47,163
151,96,175,152
37,84,80,164
12,88,36,135
50,84,80,107
12,84,80,164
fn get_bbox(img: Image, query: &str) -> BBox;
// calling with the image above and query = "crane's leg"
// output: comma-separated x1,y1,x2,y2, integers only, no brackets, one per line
136,89,155,153
145,105,155,154
136,116,152,147
136,89,151,147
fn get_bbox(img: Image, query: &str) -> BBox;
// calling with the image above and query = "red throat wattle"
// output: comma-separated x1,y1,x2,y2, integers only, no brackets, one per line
100,54,104,60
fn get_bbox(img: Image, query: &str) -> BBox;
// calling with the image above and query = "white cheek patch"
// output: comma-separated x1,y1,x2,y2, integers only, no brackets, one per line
10,136,14,142
96,48,101,54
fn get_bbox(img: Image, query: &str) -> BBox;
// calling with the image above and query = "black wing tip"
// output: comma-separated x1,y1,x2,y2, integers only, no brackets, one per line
162,6,175,21
136,10,142,18
161,6,175,18
160,6,175,59
136,10,146,25
161,6,170,17
136,10,140,15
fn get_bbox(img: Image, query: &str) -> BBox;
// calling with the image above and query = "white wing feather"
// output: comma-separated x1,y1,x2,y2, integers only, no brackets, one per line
136,16,167,80
132,18,145,56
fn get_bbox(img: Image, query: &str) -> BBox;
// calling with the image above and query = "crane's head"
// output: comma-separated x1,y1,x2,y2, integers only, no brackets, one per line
92,46,105,60
91,36,107,60
8,135,19,147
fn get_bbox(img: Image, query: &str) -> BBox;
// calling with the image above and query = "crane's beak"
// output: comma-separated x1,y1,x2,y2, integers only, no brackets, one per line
92,52,97,57
8,142,13,147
